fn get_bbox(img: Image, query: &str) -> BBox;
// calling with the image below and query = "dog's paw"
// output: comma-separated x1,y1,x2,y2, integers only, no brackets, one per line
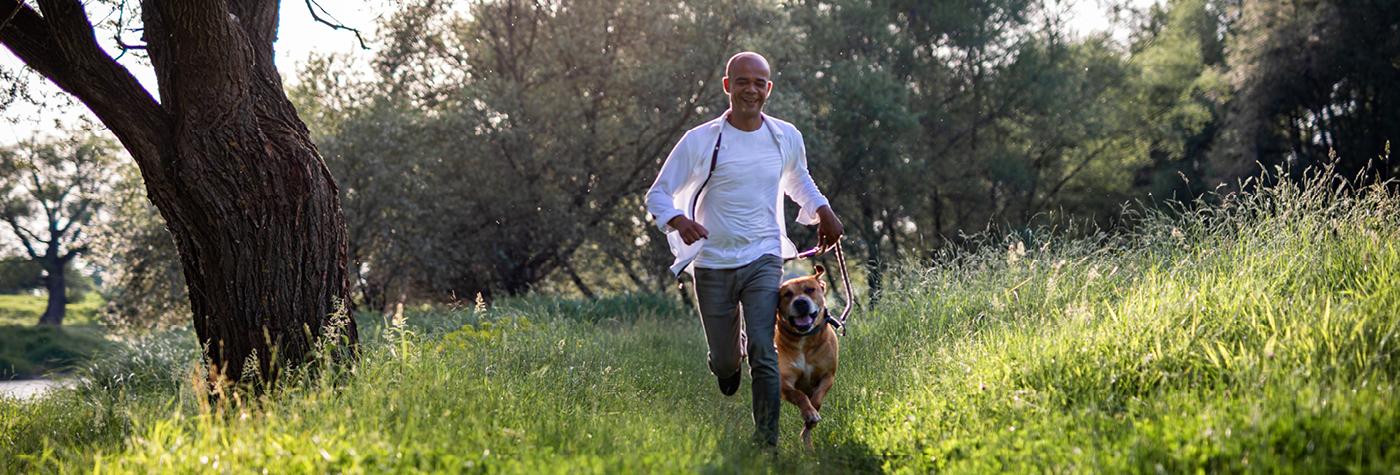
802,410,822,426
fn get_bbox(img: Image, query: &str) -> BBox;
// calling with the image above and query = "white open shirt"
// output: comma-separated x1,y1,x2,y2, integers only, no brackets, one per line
645,112,830,276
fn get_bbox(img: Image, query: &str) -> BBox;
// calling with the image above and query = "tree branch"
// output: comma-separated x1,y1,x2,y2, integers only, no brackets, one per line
305,0,369,50
4,216,43,259
0,0,171,176
60,226,85,261
21,163,60,234
110,0,144,60
0,1,20,32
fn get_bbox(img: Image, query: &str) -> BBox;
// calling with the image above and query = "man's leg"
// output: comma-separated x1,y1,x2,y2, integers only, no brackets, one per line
737,254,784,446
691,268,743,390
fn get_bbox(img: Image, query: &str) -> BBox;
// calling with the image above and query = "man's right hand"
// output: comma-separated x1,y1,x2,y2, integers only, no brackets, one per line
668,216,709,245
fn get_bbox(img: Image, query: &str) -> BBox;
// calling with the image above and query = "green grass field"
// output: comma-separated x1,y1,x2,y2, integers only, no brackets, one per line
0,293,108,379
1,172,1397,473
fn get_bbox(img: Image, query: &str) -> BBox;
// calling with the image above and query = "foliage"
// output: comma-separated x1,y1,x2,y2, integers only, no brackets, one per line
87,163,189,333
0,257,43,294
292,0,1383,302
1211,0,1400,183
1,166,1396,472
294,0,775,301
0,257,95,300
0,130,119,325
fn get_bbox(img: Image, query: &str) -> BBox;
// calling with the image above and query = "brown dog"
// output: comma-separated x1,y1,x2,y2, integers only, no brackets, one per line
775,264,839,448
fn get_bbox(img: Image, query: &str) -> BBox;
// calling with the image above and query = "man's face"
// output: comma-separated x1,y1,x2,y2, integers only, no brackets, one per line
723,56,772,116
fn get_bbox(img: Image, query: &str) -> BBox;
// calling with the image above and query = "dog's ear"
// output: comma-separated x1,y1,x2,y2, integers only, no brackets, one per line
813,264,826,279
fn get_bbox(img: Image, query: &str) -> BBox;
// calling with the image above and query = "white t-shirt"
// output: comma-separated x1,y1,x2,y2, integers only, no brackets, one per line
694,120,785,269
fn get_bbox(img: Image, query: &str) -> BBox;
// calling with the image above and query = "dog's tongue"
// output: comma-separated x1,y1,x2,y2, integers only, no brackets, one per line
794,315,814,328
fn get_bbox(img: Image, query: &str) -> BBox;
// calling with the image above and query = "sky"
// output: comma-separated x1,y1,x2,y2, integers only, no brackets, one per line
0,0,1155,145
0,1,389,145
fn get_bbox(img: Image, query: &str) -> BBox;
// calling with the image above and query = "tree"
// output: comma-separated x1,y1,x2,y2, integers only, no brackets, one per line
1119,0,1229,200
0,133,115,326
1211,0,1400,184
0,1,354,385
88,162,189,333
0,256,43,294
296,0,767,301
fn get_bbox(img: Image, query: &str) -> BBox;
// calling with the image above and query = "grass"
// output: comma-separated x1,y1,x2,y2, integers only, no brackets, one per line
1,169,1397,473
0,292,103,326
0,293,108,379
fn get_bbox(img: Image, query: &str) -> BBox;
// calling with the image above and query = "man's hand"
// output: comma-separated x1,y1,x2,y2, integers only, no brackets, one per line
815,205,844,253
668,215,709,245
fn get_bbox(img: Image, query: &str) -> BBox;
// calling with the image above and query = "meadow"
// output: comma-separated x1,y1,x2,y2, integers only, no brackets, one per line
0,293,106,379
1,170,1396,473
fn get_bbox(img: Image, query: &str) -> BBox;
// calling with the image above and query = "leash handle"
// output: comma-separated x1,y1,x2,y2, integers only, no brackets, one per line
832,242,853,336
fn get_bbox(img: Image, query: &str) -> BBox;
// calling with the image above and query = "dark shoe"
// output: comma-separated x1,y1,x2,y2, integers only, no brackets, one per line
717,370,741,396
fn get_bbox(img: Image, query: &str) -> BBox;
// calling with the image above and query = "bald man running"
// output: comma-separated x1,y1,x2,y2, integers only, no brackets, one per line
645,52,844,447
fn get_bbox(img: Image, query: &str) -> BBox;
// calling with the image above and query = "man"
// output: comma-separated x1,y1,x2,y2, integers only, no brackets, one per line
645,51,844,447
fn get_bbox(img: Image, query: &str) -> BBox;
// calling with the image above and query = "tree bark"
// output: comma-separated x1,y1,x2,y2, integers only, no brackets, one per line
37,261,65,327
1,0,355,386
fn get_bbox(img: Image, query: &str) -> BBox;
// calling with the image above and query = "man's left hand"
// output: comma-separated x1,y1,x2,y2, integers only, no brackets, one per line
815,205,844,253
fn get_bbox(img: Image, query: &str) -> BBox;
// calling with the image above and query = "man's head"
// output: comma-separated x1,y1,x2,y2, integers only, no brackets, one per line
723,52,773,119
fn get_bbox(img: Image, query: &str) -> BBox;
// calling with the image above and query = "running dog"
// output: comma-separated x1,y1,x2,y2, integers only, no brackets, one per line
775,264,839,449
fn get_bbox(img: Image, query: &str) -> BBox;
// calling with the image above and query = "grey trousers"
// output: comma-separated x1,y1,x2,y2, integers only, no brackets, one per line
692,254,783,445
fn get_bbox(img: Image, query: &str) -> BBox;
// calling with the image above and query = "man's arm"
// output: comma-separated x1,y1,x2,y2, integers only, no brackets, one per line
645,130,708,244
781,130,844,250
645,133,693,233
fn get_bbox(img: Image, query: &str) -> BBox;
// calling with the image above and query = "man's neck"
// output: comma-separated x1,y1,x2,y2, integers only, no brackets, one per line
726,112,763,132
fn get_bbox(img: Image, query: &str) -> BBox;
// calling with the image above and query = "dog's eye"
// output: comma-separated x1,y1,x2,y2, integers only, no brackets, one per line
780,290,792,299
803,287,815,294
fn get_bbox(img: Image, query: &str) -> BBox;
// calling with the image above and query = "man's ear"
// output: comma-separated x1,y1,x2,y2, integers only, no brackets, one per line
813,264,825,279
722,76,731,94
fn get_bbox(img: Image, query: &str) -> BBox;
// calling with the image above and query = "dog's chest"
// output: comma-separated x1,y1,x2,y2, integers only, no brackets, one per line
790,338,814,377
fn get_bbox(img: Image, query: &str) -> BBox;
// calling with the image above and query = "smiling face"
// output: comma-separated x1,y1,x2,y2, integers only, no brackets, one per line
723,52,773,120
778,265,828,334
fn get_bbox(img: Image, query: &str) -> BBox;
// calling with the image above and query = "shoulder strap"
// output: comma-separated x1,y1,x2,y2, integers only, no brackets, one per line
688,130,723,219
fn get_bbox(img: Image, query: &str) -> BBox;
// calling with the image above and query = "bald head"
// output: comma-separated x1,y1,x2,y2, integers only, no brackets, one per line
726,52,771,78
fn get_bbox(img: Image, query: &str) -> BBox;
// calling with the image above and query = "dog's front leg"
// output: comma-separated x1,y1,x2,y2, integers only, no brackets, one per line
782,380,821,448
781,380,819,422
809,374,835,412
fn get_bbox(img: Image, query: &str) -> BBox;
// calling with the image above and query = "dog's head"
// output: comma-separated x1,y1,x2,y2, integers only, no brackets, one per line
778,265,828,334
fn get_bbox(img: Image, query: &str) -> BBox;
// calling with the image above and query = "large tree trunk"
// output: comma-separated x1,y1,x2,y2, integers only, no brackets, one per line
37,261,65,327
138,3,355,385
0,0,355,386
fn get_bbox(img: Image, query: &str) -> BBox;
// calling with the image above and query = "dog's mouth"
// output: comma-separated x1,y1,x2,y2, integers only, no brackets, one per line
789,311,819,332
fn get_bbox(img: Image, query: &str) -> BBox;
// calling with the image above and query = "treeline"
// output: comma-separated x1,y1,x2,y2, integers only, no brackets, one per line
98,0,1400,315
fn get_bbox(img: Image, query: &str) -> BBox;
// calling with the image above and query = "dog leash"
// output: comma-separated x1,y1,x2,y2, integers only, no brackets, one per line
788,240,855,336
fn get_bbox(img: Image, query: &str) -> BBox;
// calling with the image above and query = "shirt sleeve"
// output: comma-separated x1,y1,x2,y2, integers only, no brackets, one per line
781,128,830,225
645,132,693,233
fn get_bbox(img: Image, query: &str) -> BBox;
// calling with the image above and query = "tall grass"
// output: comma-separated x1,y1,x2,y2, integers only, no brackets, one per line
1,167,1396,473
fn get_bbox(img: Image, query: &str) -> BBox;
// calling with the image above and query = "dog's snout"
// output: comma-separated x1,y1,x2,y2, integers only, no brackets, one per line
792,297,813,315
